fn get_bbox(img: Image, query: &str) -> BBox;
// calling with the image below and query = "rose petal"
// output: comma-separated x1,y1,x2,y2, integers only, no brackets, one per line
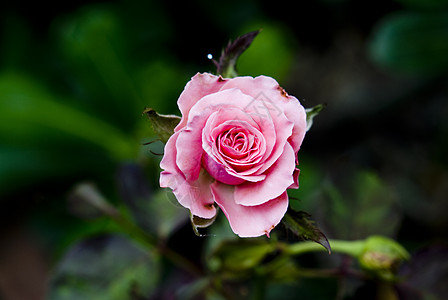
221,75,306,155
204,154,266,182
202,153,246,185
206,117,265,168
256,112,293,174
202,114,267,182
176,89,260,181
175,73,228,132
234,143,296,206
200,102,281,181
160,132,216,219
203,107,276,166
289,167,300,189
211,182,289,237
220,75,279,99
160,131,181,177
175,127,204,182
281,95,307,153
187,88,261,126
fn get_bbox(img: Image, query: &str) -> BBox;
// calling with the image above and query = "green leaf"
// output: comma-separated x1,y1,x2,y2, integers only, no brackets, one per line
143,107,180,143
305,104,325,132
208,239,275,274
282,210,331,254
261,257,303,284
369,12,448,75
216,30,260,78
48,234,159,300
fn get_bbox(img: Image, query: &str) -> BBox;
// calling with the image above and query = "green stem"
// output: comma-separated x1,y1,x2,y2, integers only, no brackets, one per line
222,66,238,79
285,239,365,258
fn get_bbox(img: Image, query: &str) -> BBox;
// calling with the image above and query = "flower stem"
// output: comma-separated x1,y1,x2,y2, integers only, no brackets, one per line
284,239,365,258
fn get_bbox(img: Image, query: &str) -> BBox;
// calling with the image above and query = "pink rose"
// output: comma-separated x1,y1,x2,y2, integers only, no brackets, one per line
160,73,307,237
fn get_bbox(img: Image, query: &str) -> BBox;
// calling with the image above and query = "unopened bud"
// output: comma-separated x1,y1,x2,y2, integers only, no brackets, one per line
359,235,409,281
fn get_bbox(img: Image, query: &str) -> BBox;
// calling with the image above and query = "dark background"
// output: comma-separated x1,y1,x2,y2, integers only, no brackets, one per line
1,0,447,299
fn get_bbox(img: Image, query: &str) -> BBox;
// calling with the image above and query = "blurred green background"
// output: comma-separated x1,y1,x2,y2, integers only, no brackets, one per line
1,0,447,299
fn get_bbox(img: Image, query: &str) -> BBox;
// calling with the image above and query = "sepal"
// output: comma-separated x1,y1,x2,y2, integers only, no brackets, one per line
191,210,218,237
215,30,260,78
305,103,325,132
282,209,331,254
143,107,180,143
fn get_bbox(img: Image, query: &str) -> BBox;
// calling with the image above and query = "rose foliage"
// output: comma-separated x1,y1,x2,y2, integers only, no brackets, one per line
160,73,307,237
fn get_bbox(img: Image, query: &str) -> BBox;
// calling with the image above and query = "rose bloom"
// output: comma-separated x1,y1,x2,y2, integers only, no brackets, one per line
160,73,307,237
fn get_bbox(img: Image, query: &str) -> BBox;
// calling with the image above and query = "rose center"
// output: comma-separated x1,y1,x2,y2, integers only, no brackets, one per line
217,128,258,161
